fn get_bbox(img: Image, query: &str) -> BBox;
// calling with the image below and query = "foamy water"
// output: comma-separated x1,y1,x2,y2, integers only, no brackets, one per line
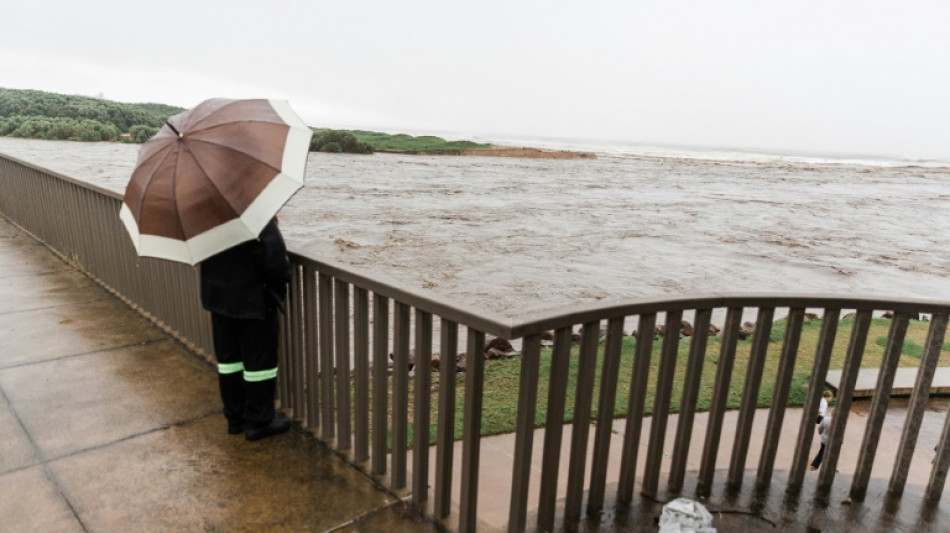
2,137,949,318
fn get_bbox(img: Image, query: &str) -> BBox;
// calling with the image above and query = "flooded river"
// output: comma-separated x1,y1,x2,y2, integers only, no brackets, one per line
2,137,949,317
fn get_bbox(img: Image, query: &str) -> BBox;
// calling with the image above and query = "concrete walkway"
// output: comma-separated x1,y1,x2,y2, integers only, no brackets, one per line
420,398,950,531
0,218,440,532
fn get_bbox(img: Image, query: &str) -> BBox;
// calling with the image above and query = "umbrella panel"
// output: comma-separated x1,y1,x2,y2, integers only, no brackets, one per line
174,142,279,238
133,143,283,240
187,121,288,172
172,98,282,134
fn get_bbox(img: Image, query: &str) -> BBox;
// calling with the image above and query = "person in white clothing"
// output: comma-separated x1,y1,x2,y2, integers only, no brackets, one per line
810,413,832,471
816,390,834,424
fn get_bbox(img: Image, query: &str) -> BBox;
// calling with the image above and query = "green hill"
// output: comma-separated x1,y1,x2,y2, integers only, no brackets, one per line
0,87,183,143
0,87,492,154
347,130,489,153
308,128,490,155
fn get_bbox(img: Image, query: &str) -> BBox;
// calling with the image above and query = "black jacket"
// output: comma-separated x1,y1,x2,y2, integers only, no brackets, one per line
200,219,291,319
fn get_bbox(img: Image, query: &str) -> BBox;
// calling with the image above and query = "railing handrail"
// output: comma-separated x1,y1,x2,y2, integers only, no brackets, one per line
511,293,950,337
0,151,123,200
291,247,950,338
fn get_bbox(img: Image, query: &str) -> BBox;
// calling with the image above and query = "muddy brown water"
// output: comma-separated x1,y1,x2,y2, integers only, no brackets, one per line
3,137,949,323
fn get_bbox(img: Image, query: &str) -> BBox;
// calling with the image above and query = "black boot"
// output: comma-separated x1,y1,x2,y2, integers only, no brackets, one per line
245,413,291,441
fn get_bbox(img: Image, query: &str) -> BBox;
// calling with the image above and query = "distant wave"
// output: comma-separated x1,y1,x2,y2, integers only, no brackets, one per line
438,132,950,169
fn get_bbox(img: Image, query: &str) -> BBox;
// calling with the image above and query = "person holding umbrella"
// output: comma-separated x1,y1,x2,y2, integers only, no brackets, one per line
200,216,291,440
120,98,313,440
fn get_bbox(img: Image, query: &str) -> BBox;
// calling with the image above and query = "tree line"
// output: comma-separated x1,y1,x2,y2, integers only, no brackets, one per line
0,87,484,155
310,129,374,154
0,88,377,152
0,88,180,143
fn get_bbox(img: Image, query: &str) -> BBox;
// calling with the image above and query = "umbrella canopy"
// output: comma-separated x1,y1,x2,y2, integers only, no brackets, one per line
119,98,312,265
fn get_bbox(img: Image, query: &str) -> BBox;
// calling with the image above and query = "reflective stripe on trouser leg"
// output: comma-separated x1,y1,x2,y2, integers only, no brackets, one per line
244,369,278,425
244,367,278,382
218,362,245,375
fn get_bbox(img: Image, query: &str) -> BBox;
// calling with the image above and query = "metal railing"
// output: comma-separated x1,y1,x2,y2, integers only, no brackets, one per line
2,152,949,532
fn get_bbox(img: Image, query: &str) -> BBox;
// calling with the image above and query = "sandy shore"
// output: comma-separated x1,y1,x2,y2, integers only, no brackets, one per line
461,145,596,159
384,145,596,159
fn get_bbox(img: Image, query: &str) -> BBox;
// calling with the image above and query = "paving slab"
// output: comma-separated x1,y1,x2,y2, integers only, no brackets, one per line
0,296,167,368
48,415,399,532
0,267,108,314
0,223,73,274
0,388,39,474
0,465,85,533
0,338,221,460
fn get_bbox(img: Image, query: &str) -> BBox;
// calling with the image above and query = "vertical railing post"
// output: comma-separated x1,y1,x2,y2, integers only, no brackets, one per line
617,313,657,503
508,333,542,533
669,308,712,493
587,317,626,513
434,319,458,519
698,307,742,497
412,309,433,505
318,273,335,440
817,309,872,495
565,320,602,520
334,280,352,450
756,307,804,488
303,265,318,428
850,312,909,500
728,306,774,489
537,327,574,531
371,295,390,476
888,313,949,496
927,379,950,501
459,328,486,533
391,301,411,489
352,287,370,462
643,310,684,497
789,308,839,492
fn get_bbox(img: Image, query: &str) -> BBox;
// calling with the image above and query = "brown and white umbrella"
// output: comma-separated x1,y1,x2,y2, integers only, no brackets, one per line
119,98,312,265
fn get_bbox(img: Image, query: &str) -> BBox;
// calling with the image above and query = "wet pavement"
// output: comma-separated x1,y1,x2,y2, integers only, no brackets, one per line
2,213,950,532
0,217,441,532
410,398,949,532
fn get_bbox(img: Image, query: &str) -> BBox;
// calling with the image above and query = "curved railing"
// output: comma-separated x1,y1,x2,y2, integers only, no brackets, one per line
2,152,949,532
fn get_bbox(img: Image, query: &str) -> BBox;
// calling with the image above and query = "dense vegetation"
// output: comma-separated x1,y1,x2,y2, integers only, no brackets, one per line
0,88,180,142
0,87,494,154
310,128,492,154
349,129,490,153
310,128,374,154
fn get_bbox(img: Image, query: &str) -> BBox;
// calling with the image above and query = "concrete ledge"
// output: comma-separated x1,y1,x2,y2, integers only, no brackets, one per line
827,367,950,398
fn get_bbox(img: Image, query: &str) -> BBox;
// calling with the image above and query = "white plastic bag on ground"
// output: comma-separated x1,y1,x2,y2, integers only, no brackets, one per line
658,497,716,532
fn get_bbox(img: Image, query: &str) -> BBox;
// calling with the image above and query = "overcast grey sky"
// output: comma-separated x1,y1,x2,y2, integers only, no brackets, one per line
2,1,949,160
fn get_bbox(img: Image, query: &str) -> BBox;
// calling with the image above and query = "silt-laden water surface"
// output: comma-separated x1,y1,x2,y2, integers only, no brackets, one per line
2,137,948,319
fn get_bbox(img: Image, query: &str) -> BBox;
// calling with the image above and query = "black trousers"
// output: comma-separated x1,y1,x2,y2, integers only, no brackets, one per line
811,443,826,469
211,311,279,427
